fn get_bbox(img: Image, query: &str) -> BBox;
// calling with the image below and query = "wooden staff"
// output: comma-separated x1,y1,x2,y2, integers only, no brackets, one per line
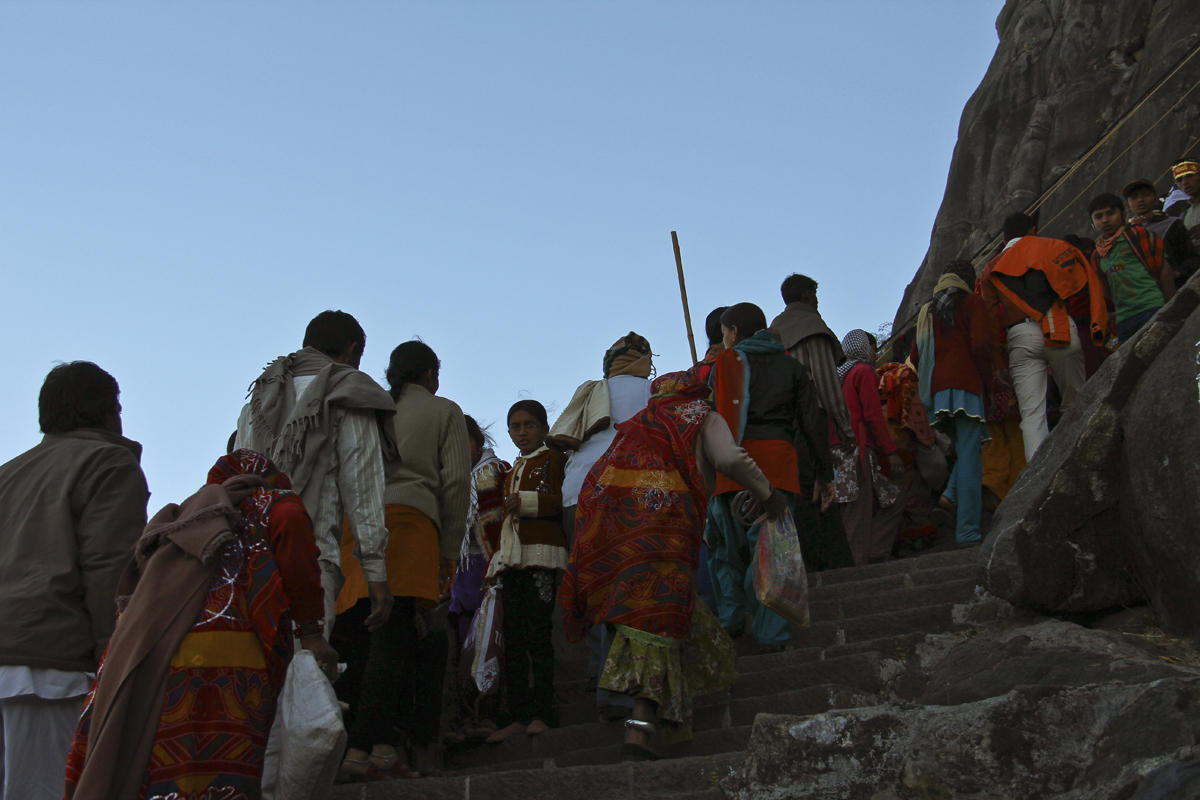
671,230,699,365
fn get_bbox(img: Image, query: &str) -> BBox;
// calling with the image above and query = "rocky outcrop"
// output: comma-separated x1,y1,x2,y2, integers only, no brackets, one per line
982,271,1200,632
894,0,1200,331
723,620,1200,800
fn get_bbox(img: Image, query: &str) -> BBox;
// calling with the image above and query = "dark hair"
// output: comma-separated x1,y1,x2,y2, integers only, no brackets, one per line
507,399,548,429
39,361,120,434
385,340,440,400
934,260,976,326
780,274,818,304
464,414,493,449
303,310,365,359
1062,234,1096,258
1002,212,1037,240
720,302,768,342
1087,193,1125,217
704,307,729,346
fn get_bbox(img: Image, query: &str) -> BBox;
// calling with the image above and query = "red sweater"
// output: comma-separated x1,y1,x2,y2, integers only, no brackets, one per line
910,292,992,398
267,494,325,625
840,362,898,456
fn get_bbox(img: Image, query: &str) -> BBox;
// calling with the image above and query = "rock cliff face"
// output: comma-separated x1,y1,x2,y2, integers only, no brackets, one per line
894,0,1200,331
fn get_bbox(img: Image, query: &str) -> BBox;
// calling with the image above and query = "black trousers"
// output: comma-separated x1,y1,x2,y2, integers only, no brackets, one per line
339,597,417,751
501,568,556,725
795,483,855,571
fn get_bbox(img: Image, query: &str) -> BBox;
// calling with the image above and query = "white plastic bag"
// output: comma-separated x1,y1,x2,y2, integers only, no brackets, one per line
464,584,503,694
261,649,346,800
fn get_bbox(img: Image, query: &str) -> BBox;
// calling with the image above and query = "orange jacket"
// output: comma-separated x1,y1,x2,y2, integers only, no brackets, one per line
979,236,1109,352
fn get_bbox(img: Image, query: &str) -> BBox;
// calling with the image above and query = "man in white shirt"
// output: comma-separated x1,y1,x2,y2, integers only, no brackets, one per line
236,310,398,634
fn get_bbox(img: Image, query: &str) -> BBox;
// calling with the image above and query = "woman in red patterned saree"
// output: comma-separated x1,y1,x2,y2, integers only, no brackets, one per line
65,450,332,800
558,370,784,760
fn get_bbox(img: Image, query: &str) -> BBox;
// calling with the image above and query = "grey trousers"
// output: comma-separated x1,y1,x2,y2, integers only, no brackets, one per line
1,694,85,800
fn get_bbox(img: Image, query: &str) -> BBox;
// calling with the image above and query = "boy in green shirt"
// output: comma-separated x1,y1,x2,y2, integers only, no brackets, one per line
1088,193,1173,343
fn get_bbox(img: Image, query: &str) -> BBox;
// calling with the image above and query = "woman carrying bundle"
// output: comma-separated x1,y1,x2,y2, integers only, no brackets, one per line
559,369,786,760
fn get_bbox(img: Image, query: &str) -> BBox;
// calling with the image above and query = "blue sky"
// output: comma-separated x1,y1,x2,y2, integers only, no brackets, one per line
1,1,1002,507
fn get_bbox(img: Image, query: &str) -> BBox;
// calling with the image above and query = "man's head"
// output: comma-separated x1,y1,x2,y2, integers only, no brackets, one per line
1122,178,1161,218
780,274,819,308
719,302,768,348
303,310,366,368
1002,212,1038,241
1088,193,1126,238
704,306,729,347
39,361,122,435
1172,159,1200,198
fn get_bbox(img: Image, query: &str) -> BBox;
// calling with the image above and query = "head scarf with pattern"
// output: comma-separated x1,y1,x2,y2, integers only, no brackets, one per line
603,332,653,378
208,449,292,490
837,329,874,383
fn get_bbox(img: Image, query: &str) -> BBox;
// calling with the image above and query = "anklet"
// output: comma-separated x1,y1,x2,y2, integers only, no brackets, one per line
624,718,657,735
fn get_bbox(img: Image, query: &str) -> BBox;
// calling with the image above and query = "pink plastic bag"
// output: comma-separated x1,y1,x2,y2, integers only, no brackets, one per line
752,510,810,626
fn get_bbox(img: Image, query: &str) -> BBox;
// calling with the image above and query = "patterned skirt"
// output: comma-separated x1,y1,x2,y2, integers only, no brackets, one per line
598,600,736,729
65,630,280,800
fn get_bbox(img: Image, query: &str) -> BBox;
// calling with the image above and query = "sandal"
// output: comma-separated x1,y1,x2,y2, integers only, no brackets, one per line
338,757,382,783
367,753,421,779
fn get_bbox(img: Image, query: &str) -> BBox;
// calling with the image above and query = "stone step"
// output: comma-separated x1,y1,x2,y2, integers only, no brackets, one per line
807,559,982,603
331,751,744,799
554,724,753,768
425,549,983,791
553,650,882,727
808,547,979,589
788,601,968,649
736,629,948,676
808,576,980,621
451,668,877,773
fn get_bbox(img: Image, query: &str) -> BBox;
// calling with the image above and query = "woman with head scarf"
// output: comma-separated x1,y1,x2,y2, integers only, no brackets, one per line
704,303,844,653
559,369,786,760
836,329,904,565
65,450,331,800
910,260,993,547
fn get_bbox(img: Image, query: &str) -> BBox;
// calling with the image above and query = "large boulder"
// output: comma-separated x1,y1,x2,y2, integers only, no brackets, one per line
982,273,1200,632
1120,296,1200,635
723,620,1200,800
893,0,1200,332
888,618,1193,705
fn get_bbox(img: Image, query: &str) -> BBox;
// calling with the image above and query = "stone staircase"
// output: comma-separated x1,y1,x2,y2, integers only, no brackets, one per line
330,546,984,800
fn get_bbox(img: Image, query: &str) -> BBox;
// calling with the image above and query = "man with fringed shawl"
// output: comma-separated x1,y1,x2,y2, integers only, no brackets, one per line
235,310,399,636
559,370,784,760
65,450,331,800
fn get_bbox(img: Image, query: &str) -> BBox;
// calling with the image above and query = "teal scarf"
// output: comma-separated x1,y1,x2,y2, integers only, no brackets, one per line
727,330,785,442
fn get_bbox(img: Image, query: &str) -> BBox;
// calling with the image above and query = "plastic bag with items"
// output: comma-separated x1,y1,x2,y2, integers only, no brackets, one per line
463,584,503,695
752,509,810,626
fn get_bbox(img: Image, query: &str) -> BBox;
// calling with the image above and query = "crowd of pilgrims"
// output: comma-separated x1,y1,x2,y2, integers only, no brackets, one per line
3,158,1196,798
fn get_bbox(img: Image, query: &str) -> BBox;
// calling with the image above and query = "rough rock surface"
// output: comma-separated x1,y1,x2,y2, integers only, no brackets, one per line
890,618,1194,705
981,272,1200,630
723,619,1200,800
893,0,1200,332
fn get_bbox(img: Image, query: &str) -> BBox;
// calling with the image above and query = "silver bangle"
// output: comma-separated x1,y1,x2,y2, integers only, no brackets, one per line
624,718,657,735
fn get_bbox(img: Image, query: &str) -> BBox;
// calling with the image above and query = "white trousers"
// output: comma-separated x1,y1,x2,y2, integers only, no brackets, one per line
0,694,84,800
1007,318,1086,460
